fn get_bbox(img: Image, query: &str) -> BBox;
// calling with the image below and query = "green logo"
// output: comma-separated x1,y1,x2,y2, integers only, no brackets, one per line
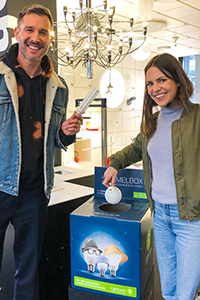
133,192,147,199
146,229,151,251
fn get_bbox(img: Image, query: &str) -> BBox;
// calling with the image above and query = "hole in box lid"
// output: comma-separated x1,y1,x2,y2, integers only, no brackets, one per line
99,203,131,213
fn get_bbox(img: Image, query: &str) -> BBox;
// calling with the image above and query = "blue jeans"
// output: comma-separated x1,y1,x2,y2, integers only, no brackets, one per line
0,185,49,300
153,201,200,300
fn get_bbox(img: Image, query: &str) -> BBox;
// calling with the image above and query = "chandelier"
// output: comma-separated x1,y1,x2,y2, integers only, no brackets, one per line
50,0,148,78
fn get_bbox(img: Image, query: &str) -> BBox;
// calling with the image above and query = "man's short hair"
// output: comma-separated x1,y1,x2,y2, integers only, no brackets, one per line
18,3,54,29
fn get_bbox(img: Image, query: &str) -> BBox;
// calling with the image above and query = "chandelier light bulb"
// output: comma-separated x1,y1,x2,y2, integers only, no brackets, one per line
128,32,133,46
71,36,76,43
72,11,76,21
84,42,90,50
65,46,70,53
68,23,73,30
103,0,107,10
107,45,112,52
63,6,67,18
119,38,123,53
129,32,133,38
142,21,148,36
129,13,134,27
105,186,122,204
109,8,114,16
143,21,148,27
79,0,83,9
93,25,97,32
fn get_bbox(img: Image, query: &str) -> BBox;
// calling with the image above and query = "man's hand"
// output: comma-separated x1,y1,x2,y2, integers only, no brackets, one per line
61,111,82,136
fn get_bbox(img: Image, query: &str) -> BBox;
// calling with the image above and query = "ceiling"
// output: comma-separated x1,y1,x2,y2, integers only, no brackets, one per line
112,0,200,57
56,0,200,59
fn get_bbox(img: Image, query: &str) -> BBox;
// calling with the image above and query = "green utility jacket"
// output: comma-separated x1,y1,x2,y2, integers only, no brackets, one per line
109,100,200,221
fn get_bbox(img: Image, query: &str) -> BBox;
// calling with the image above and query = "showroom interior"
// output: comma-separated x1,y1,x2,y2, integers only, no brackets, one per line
1,0,200,299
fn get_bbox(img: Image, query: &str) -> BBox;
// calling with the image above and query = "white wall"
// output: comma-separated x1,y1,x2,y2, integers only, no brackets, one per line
59,51,156,172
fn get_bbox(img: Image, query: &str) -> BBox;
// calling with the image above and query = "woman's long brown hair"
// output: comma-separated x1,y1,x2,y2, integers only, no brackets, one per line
141,53,194,138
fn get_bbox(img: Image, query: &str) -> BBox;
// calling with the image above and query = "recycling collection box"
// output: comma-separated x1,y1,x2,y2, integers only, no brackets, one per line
70,167,153,300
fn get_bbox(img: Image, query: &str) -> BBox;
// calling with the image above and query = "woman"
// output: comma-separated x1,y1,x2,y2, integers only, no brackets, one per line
103,53,200,300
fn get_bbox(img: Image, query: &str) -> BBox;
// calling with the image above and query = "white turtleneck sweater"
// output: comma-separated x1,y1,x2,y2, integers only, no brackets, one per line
147,105,184,204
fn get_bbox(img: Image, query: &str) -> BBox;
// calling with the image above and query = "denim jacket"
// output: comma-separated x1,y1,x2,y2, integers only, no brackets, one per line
0,61,69,198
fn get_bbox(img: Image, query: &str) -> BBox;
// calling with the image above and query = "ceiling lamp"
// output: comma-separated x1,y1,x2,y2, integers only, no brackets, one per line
154,0,176,2
134,0,154,23
131,38,151,61
50,0,150,78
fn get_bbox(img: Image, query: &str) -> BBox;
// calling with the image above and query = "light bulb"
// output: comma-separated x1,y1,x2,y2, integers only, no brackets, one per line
105,254,122,277
83,251,98,273
84,42,90,50
109,8,114,16
76,87,99,115
96,256,109,277
107,45,112,52
103,244,128,277
105,186,122,204
65,46,70,53
143,21,148,28
81,238,102,273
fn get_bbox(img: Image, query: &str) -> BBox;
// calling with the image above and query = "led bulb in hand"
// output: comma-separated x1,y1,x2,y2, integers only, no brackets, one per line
76,87,99,115
105,186,122,204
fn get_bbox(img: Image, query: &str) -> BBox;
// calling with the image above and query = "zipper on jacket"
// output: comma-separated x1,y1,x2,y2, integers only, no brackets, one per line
177,121,190,221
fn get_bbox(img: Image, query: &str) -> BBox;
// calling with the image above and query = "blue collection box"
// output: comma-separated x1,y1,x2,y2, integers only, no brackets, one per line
70,167,153,300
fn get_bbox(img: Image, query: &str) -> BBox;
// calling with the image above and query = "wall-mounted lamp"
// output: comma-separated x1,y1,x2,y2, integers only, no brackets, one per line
127,96,136,105
100,70,125,108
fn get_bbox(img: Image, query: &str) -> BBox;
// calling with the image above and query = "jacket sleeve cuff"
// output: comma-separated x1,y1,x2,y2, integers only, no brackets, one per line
109,157,122,172
59,127,76,146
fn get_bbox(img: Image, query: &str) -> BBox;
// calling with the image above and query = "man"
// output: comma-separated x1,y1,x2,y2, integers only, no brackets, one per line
0,4,82,300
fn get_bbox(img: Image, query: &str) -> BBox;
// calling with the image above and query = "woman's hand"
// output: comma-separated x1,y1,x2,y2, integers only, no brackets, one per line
103,166,118,187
